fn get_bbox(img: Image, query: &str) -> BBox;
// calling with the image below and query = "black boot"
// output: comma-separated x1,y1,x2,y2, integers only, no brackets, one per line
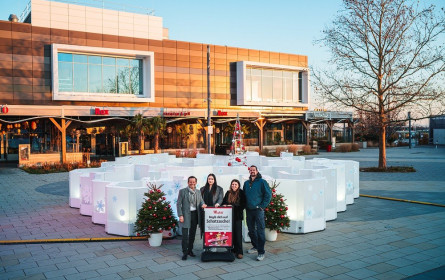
182,253,188,260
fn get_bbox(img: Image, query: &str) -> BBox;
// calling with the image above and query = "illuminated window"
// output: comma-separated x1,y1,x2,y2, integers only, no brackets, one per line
52,44,154,103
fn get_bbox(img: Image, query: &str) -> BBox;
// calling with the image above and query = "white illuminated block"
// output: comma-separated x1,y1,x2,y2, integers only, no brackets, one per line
245,154,262,167
280,152,294,158
109,164,135,181
91,180,110,225
69,167,104,208
80,173,95,216
300,167,338,221
277,178,326,234
105,181,147,236
134,164,150,180
333,160,360,199
307,159,347,212
332,160,356,205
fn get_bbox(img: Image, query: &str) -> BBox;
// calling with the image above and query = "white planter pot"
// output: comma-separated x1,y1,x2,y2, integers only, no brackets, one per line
148,232,163,247
265,228,277,242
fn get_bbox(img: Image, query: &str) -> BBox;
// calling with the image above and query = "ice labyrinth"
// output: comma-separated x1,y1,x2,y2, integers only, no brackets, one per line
69,152,359,236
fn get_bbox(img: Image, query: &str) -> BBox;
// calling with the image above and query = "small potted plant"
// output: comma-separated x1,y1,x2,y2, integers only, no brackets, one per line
264,181,290,241
135,182,178,246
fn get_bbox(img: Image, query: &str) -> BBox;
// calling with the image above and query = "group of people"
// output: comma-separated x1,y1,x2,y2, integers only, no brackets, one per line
176,165,272,261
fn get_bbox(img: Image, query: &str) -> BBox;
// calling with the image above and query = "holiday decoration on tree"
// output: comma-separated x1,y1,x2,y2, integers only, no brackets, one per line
264,181,290,232
135,182,178,236
228,114,247,167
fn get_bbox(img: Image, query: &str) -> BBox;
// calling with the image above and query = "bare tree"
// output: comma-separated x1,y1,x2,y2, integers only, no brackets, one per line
313,0,445,168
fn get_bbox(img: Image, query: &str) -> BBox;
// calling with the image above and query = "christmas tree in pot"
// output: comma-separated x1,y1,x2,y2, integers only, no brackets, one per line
135,182,178,244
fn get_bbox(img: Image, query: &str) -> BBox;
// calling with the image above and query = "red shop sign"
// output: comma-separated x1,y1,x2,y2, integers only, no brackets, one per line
94,108,109,115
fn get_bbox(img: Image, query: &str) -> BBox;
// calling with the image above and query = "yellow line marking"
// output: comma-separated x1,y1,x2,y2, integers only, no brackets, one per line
0,236,148,245
359,194,445,207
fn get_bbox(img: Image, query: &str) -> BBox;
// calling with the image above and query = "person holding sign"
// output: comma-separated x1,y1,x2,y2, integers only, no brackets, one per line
200,174,224,252
243,165,272,261
177,176,207,260
222,179,246,259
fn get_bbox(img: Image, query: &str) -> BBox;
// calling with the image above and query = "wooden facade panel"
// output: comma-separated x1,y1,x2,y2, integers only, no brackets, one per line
176,49,189,56
0,21,308,108
0,21,12,31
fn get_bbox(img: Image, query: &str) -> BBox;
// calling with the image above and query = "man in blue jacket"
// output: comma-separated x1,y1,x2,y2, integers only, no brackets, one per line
243,165,272,261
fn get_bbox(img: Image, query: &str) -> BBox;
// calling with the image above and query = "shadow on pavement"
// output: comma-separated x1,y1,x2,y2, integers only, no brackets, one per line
35,181,69,197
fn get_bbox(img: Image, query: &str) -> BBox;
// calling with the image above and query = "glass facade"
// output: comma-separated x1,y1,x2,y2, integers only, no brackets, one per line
58,53,143,95
245,67,302,103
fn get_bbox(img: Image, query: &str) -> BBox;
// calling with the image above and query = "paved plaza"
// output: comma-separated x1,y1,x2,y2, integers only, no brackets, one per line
1,146,444,279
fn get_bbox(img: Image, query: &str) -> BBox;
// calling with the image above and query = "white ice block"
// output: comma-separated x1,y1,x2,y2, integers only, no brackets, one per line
69,167,104,208
105,181,147,236
91,180,111,224
278,178,326,234
300,167,338,221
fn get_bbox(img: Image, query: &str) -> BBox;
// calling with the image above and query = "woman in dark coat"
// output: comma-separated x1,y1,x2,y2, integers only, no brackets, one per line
200,173,224,207
200,174,224,251
222,179,246,259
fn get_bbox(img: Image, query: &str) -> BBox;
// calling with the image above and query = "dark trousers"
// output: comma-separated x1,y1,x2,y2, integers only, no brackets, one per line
232,220,243,255
246,208,266,254
182,210,198,254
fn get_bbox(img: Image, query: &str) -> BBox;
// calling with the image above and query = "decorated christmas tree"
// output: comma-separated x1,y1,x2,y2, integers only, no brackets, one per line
135,182,178,236
228,114,247,166
264,181,290,232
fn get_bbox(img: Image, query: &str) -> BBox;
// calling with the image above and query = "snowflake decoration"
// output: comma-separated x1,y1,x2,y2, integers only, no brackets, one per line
167,189,173,196
96,200,105,213
306,207,314,219
319,189,324,196
346,181,353,191
218,168,223,174
312,193,318,201
120,209,125,216
112,196,117,203
82,193,91,205
174,181,181,192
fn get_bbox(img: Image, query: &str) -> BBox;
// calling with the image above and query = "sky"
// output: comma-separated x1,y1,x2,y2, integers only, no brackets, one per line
0,0,343,72
0,0,442,118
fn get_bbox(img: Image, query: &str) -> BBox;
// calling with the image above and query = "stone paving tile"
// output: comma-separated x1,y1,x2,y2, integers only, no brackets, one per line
193,267,226,278
318,265,351,276
43,267,78,278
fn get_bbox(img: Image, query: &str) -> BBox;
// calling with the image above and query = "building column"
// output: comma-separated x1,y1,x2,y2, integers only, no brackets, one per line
302,121,310,145
49,118,72,163
255,118,266,152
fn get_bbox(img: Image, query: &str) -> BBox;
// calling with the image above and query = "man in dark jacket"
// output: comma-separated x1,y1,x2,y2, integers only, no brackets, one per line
243,165,272,261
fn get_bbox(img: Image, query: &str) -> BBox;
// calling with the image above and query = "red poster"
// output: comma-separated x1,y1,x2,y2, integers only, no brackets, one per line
203,207,232,248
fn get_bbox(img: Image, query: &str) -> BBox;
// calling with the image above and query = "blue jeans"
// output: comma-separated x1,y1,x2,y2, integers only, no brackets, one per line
246,208,266,254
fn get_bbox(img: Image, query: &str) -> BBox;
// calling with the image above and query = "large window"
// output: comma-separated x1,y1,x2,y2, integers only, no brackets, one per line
237,61,309,107
52,44,154,102
58,53,142,95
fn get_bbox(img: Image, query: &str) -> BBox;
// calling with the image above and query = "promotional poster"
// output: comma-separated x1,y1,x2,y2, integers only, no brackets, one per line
204,207,233,248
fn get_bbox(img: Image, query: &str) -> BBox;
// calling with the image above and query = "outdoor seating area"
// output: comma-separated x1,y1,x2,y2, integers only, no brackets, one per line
68,152,359,237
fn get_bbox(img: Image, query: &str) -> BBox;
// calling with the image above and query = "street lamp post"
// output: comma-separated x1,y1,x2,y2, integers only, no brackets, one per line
408,112,411,149
207,45,212,154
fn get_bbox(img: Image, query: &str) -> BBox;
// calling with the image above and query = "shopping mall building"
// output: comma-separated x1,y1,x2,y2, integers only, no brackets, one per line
0,0,353,163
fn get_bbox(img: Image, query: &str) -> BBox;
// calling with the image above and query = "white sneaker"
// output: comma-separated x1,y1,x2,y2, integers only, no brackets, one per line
247,247,257,254
256,254,265,261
